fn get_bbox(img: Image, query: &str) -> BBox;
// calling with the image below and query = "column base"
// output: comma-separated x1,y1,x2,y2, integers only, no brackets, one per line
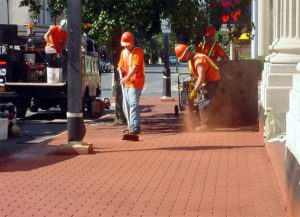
160,96,174,102
56,141,93,155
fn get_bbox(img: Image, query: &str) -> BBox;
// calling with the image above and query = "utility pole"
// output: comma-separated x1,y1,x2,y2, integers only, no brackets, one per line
163,33,171,97
57,0,93,154
160,19,173,101
6,0,9,24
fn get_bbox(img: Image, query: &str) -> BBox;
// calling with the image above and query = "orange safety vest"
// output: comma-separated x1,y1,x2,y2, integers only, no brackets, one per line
119,47,145,89
199,41,216,58
188,53,220,82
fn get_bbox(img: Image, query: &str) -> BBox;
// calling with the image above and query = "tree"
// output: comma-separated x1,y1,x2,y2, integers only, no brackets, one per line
19,0,42,19
19,0,253,123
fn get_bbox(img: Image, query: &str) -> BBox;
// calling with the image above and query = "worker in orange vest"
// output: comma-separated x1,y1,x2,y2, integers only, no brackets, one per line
175,43,221,131
44,19,68,67
118,32,145,134
195,26,228,63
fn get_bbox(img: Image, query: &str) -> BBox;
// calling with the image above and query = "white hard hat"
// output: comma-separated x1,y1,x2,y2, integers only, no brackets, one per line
60,19,67,30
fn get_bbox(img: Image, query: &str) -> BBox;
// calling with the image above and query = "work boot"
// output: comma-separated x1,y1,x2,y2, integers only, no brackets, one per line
200,109,208,124
195,124,209,132
130,127,141,134
130,129,141,135
122,128,130,133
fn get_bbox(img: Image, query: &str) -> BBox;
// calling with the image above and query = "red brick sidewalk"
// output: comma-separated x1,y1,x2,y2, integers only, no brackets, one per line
0,97,289,217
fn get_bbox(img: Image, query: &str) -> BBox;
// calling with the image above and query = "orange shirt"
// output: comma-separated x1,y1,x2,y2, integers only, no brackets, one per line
195,41,226,62
188,54,220,82
118,47,145,89
46,26,67,53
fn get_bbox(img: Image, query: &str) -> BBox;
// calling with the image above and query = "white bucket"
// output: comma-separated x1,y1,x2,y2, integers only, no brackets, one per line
24,53,36,63
0,118,8,140
47,67,63,83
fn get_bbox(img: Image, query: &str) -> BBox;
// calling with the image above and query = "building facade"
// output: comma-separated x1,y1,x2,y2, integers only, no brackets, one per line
259,0,300,215
0,0,51,25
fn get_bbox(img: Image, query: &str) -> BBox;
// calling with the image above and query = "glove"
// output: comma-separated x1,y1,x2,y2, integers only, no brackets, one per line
189,89,198,100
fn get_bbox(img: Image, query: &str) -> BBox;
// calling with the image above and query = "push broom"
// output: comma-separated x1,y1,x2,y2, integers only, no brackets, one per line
118,69,139,141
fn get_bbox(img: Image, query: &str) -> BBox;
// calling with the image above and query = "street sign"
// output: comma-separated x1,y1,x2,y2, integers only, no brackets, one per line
161,19,171,34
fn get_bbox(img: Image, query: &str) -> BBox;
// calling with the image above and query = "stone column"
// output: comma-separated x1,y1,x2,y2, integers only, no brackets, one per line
285,62,300,216
251,0,258,58
260,0,300,138
257,0,270,56
287,63,300,162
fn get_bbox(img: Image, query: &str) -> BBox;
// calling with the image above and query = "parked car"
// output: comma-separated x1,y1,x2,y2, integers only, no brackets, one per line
169,56,179,65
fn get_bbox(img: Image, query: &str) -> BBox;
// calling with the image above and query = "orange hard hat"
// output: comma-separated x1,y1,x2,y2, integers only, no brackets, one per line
205,26,216,37
175,44,189,60
121,32,134,46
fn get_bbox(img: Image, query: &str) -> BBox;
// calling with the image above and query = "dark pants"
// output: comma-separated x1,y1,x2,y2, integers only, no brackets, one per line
45,52,67,82
197,80,220,123
45,53,63,68
201,80,220,101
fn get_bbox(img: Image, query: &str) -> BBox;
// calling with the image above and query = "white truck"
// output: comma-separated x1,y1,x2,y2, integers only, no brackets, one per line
0,24,101,118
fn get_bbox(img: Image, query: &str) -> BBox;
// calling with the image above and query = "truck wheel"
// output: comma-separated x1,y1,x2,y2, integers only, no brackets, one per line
96,85,100,97
86,97,93,116
30,98,38,112
16,104,27,118
60,104,67,115
175,105,179,117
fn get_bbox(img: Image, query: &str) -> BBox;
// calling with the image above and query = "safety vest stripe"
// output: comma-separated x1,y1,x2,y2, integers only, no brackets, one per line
201,42,216,58
194,53,219,71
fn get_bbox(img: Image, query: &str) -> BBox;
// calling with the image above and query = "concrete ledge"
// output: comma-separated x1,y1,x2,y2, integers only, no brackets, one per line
286,148,300,217
265,142,291,216
56,141,93,155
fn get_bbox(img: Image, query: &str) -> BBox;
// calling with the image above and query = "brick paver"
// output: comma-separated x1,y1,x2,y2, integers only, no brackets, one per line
0,97,289,217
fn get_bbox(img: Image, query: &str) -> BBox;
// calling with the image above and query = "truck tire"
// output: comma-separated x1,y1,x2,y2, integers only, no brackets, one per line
175,105,179,117
16,104,27,118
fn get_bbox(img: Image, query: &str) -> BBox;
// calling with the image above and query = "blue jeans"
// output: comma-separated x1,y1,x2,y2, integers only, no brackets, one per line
123,87,142,132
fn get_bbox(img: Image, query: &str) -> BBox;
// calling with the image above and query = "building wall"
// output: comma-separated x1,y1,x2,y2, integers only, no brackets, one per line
0,0,9,24
0,0,51,25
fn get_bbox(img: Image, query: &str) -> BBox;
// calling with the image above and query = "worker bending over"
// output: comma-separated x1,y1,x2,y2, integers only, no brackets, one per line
175,44,221,131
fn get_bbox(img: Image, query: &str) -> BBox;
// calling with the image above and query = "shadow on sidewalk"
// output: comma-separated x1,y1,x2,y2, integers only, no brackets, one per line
0,139,75,172
140,104,155,113
142,113,180,134
95,144,265,154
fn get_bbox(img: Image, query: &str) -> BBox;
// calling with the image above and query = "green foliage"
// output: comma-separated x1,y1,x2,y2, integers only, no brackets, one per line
47,0,66,19
164,0,209,44
19,0,254,52
19,0,42,19
82,0,162,47
20,0,66,20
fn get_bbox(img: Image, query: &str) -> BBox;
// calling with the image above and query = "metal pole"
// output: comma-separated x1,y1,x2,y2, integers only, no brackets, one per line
162,33,171,98
67,0,86,142
6,0,9,24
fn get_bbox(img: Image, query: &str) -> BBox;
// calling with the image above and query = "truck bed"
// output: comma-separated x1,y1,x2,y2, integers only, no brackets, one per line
5,82,65,87
1,82,67,100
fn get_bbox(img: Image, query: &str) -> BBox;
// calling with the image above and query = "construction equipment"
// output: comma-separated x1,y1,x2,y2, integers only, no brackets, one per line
118,69,139,141
175,72,200,118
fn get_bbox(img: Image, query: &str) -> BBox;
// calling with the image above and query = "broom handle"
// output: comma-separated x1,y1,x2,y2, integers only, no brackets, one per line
118,69,131,130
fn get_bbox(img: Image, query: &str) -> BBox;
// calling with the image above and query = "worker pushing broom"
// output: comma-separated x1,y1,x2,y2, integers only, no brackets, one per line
118,32,145,141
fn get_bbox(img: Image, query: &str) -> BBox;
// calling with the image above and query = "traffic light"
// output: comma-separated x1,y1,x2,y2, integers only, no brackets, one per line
209,0,251,25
